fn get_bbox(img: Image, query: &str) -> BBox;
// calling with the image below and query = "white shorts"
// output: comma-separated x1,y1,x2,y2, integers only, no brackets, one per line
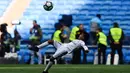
53,40,62,49
52,44,68,58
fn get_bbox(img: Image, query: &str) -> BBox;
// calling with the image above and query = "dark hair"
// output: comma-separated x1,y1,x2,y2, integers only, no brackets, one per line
33,20,37,23
59,19,64,23
55,23,64,30
96,14,101,19
113,22,119,27
1,23,8,26
0,23,8,32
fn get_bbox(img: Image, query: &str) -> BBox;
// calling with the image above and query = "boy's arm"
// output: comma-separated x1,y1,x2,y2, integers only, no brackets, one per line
80,41,89,53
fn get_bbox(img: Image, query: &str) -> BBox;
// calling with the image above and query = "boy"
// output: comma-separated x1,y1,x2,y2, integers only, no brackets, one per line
35,33,89,73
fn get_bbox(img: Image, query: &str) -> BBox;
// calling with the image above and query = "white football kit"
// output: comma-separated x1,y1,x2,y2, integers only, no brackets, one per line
37,40,62,49
53,40,62,49
52,40,89,58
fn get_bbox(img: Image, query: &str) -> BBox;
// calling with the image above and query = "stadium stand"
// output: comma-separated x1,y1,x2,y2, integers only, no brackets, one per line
12,0,130,64
0,0,12,17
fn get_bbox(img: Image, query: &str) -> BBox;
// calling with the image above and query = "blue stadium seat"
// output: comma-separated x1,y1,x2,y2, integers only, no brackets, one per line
39,45,56,56
124,56,130,63
17,49,31,64
106,49,111,55
87,49,94,56
125,49,130,56
87,56,94,63
0,0,12,16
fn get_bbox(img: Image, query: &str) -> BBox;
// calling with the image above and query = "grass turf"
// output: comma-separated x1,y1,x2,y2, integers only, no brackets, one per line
0,64,130,73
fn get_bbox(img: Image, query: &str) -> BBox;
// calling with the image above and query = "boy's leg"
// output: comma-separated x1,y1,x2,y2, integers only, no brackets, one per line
43,47,67,73
37,40,53,48
43,57,54,73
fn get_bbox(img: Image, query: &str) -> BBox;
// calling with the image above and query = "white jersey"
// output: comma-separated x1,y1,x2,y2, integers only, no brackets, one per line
52,40,89,58
63,40,88,53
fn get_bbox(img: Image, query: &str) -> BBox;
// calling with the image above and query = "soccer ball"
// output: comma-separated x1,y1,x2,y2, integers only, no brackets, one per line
43,1,53,11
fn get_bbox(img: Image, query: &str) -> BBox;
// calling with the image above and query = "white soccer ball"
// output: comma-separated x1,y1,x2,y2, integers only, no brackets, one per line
43,1,53,11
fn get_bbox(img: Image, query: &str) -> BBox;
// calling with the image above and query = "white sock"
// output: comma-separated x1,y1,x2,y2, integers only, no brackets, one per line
37,41,49,48
44,61,53,72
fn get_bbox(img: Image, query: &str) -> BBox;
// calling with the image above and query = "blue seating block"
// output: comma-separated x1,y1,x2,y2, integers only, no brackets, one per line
87,56,94,63
17,49,31,63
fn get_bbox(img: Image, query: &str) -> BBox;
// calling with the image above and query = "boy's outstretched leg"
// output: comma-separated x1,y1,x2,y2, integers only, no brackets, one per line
42,57,55,73
37,40,54,48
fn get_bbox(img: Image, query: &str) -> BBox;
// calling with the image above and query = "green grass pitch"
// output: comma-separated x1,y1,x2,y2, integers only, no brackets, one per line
0,64,130,73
